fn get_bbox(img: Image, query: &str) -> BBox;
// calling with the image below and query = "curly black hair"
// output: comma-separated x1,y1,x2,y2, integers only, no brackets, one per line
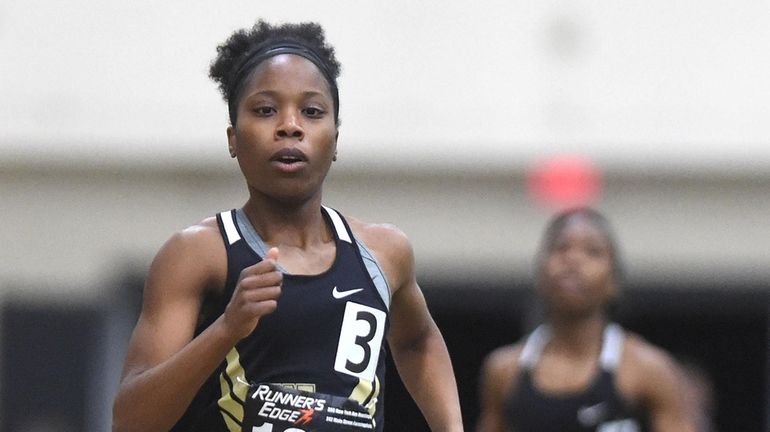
209,20,342,126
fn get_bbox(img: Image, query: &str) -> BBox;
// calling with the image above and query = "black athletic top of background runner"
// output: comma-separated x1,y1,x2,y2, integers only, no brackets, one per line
505,324,649,432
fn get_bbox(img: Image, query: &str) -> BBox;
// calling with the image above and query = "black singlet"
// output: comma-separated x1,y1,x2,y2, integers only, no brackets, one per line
504,324,648,432
171,207,389,432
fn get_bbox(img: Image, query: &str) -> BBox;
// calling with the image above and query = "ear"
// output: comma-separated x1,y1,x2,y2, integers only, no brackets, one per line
227,125,237,158
332,130,339,161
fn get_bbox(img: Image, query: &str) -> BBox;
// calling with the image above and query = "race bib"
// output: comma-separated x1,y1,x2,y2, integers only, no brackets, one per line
243,383,375,432
334,302,387,381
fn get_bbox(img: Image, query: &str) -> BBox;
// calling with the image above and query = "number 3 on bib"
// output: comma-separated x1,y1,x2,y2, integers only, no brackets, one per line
334,302,386,380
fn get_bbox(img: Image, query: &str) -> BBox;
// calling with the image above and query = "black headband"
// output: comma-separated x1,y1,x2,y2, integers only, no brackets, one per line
227,42,339,125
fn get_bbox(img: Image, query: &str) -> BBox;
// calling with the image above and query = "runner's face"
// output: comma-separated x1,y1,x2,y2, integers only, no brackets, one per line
540,215,616,318
227,54,338,204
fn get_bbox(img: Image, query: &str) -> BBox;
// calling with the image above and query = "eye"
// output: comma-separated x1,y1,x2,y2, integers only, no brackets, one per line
252,106,276,116
303,106,326,118
586,246,604,257
552,241,569,254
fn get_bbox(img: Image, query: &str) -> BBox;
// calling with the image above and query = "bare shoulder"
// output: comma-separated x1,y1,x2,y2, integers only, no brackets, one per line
345,216,414,293
482,344,522,380
619,332,697,431
623,332,681,377
175,216,223,252
618,332,686,403
161,217,223,264
146,216,227,298
479,343,523,407
346,216,412,257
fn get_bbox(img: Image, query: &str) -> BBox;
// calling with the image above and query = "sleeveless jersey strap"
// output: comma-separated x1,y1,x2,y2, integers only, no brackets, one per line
321,205,391,311
599,323,625,371
519,325,551,370
217,210,242,245
322,206,352,244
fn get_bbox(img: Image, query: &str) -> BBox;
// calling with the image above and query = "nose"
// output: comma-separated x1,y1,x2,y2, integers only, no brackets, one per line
561,246,585,266
275,111,304,140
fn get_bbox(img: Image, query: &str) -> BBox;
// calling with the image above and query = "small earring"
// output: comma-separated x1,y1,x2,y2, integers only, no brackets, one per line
332,152,337,162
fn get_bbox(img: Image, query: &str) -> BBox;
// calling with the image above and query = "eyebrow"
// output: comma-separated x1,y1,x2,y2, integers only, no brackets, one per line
245,90,330,100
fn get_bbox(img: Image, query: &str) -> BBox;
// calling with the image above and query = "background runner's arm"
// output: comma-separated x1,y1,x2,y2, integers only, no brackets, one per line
634,343,698,432
475,348,516,432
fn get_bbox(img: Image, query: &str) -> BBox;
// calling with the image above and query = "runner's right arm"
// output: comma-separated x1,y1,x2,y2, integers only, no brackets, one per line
112,221,282,432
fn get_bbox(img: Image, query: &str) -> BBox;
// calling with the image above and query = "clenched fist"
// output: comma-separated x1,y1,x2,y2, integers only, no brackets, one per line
222,247,282,340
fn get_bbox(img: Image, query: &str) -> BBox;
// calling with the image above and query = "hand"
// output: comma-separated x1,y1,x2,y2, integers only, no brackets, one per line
223,247,282,340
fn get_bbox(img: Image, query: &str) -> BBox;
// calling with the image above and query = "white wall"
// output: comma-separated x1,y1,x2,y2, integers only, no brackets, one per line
1,1,769,173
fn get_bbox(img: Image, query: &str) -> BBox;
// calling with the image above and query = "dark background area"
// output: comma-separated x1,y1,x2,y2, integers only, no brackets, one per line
2,304,104,432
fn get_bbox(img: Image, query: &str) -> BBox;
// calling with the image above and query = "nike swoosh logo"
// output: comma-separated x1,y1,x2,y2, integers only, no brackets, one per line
577,402,607,426
332,286,364,299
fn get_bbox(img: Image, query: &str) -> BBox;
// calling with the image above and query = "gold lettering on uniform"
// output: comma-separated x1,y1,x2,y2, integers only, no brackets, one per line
218,348,250,432
274,382,317,392
349,376,380,416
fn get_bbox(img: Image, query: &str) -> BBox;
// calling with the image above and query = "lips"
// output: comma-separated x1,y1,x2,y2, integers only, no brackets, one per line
269,148,308,173
270,147,308,164
554,270,584,292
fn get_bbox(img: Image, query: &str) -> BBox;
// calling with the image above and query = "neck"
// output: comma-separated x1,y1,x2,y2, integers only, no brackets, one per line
546,312,607,356
242,192,330,249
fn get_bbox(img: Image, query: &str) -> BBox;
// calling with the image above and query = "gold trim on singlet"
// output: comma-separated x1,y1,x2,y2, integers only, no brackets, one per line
218,347,250,432
348,375,380,417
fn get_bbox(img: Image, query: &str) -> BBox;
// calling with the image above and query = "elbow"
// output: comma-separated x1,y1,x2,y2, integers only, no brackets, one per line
111,391,147,432
111,421,128,432
391,321,441,355
111,396,132,432
112,389,177,432
112,411,157,432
